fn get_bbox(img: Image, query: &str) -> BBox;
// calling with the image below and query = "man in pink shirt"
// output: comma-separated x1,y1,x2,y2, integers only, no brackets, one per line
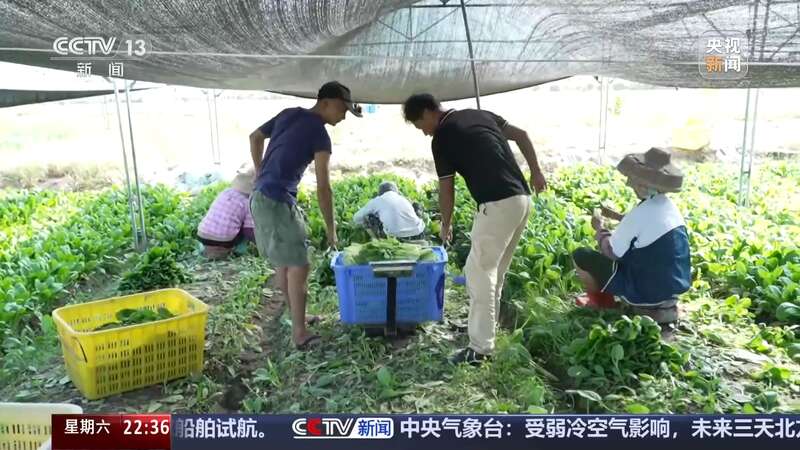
197,168,256,259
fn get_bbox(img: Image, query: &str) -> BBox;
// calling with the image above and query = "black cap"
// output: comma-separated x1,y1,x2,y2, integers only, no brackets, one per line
317,81,362,117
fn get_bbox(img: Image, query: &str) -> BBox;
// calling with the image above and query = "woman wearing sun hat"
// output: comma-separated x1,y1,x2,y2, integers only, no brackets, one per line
572,147,691,323
196,166,256,259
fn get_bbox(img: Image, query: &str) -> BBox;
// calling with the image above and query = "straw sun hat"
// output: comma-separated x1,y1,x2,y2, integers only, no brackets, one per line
231,167,255,194
617,147,684,193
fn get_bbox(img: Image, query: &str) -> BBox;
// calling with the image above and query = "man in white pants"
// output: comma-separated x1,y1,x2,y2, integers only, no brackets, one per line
403,93,547,365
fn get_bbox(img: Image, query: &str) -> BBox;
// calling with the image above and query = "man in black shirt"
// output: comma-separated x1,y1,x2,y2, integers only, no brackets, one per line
403,93,547,365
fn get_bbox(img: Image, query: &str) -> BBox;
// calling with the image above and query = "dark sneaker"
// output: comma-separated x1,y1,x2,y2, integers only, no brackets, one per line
449,348,489,366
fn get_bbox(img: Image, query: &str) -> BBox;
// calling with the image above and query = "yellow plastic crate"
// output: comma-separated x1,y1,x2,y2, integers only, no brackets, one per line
52,289,209,400
0,402,82,450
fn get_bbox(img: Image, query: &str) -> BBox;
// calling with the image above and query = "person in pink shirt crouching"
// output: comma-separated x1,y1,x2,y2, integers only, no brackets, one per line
196,167,256,259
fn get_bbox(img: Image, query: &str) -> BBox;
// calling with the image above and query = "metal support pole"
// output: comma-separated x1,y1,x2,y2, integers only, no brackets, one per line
112,79,139,251
213,90,221,165
205,90,215,163
459,0,481,109
124,80,148,249
102,92,110,130
408,7,413,41
408,6,414,58
738,88,760,207
206,90,221,165
598,77,610,160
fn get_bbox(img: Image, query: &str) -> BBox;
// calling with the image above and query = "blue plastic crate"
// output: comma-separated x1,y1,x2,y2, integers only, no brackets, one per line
331,247,447,325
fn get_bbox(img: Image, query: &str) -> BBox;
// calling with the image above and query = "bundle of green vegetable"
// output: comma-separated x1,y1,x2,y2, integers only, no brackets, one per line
342,238,437,265
118,245,191,293
93,307,175,331
564,315,688,389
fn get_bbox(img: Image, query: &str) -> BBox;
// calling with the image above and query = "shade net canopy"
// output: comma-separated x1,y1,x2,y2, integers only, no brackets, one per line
1,0,799,103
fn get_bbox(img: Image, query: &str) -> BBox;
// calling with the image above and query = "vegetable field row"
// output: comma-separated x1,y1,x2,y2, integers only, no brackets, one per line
1,161,798,413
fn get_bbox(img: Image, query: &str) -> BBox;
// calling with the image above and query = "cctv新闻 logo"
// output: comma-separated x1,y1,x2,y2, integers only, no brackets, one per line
53,37,118,56
292,417,393,439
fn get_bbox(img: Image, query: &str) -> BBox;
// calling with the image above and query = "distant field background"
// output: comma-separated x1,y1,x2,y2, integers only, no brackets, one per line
2,75,799,190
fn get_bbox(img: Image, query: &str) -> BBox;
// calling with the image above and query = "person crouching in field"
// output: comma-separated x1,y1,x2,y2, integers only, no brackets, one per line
572,147,691,324
196,167,256,259
353,181,426,241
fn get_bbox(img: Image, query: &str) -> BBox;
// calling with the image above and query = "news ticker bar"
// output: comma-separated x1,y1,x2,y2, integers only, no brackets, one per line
52,414,800,450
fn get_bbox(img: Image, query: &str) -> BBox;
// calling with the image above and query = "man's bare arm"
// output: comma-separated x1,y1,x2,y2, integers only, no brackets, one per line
314,151,337,247
438,176,455,243
503,124,547,192
249,129,267,173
